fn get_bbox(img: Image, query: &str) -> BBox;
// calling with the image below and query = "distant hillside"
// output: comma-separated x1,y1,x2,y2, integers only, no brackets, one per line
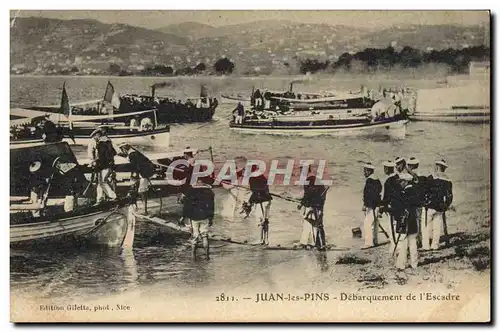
10,17,188,73
10,17,489,76
354,24,489,51
157,22,216,39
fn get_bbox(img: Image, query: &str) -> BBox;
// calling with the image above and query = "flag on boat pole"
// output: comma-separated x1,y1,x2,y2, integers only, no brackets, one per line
103,81,121,113
60,82,75,144
60,82,71,118
200,84,208,98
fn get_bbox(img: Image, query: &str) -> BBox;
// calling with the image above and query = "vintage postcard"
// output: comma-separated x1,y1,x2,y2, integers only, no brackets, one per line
9,10,491,322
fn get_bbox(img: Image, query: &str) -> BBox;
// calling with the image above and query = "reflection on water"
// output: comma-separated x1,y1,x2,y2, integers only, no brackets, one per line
10,77,490,300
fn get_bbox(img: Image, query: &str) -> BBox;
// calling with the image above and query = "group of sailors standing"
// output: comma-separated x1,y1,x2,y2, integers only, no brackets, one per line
362,156,453,271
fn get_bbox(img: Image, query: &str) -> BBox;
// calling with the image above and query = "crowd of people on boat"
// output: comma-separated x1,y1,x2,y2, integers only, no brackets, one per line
118,94,218,123
70,102,110,116
120,94,218,111
10,117,64,142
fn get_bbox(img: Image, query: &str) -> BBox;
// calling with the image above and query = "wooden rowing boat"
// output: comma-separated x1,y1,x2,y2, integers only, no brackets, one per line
10,142,136,248
230,116,408,139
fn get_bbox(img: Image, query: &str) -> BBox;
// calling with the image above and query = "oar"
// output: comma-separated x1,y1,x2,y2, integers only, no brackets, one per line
219,180,301,203
41,157,62,208
442,211,449,246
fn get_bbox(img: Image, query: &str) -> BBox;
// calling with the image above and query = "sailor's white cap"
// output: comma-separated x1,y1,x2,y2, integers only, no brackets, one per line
89,128,103,137
399,173,413,181
383,160,396,167
29,161,42,173
394,156,406,165
183,146,196,154
407,157,420,165
435,159,448,168
363,162,375,170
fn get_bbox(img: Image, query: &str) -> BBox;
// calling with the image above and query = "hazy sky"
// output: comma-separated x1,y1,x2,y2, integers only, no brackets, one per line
12,10,489,29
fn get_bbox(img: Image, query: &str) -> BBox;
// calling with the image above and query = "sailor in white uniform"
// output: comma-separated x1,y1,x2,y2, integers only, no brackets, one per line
362,162,382,248
379,160,399,253
423,159,453,250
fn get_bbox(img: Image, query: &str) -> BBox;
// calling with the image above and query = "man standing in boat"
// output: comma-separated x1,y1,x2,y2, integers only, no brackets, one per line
379,160,400,253
88,128,117,204
362,162,382,248
182,177,215,260
118,143,156,215
233,102,245,124
298,165,328,250
422,159,453,250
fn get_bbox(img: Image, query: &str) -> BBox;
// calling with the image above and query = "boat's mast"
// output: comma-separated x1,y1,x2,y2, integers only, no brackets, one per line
153,109,158,128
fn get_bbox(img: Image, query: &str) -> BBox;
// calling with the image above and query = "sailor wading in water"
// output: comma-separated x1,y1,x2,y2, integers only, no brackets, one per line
379,160,400,253
422,159,453,250
392,172,420,272
181,177,215,260
118,143,156,215
221,156,249,220
245,165,272,244
88,128,117,204
362,162,382,248
298,165,328,250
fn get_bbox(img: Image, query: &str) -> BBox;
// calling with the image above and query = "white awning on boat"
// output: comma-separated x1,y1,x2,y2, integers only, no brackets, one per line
56,109,157,122
10,114,48,127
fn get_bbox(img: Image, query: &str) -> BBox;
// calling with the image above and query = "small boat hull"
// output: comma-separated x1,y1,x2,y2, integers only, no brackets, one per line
230,119,408,139
10,200,135,248
410,108,490,123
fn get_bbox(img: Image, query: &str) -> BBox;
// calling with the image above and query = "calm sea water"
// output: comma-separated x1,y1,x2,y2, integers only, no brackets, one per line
10,76,491,300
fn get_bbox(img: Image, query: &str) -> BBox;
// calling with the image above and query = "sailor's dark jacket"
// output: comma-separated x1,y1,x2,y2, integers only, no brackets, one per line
301,175,326,209
391,184,420,235
95,137,116,171
381,173,399,210
363,174,382,209
128,150,156,179
425,174,453,212
249,174,272,204
182,184,215,221
234,103,245,116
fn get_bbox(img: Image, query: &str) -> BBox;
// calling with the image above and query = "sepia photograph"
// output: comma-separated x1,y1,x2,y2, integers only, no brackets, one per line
9,9,491,322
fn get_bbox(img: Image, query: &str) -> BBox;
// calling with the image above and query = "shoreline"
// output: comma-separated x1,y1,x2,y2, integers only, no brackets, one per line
11,227,490,322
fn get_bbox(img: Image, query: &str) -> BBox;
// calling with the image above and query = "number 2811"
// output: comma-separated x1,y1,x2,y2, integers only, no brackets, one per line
215,293,236,301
